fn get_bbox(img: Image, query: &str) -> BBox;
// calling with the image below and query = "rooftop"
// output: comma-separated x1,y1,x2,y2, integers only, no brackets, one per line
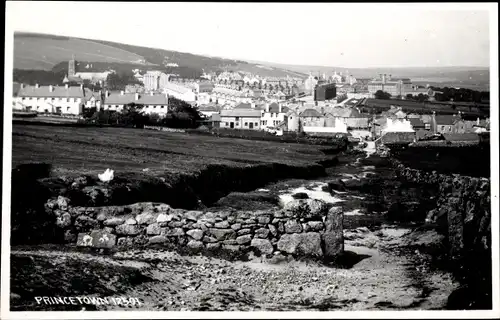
17,84,85,98
220,109,262,118
104,92,168,105
300,108,323,118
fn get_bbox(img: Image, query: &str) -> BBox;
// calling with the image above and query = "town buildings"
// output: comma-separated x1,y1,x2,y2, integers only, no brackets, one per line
367,74,413,97
13,83,88,115
102,91,169,115
260,102,288,130
163,82,196,103
144,71,169,91
220,108,262,130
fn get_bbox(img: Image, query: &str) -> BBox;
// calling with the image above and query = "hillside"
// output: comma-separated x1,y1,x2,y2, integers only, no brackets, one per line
13,32,306,79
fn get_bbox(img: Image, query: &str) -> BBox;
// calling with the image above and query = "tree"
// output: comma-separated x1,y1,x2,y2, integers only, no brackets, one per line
374,90,391,100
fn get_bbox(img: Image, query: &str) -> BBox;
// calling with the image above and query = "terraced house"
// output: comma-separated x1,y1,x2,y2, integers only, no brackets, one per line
13,83,88,115
220,108,261,130
102,91,169,115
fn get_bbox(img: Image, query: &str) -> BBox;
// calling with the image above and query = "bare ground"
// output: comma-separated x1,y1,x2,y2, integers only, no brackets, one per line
10,225,457,311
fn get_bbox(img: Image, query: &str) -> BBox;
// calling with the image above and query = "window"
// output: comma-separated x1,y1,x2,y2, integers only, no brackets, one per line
235,117,239,121
255,122,258,126
161,106,164,108
225,122,229,126
441,126,445,131
244,122,248,126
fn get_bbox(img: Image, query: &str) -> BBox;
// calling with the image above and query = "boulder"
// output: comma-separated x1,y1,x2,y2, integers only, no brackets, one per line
307,221,324,232
231,223,242,231
163,227,185,237
187,240,204,251
236,234,252,245
148,235,168,244
56,196,70,211
186,229,204,241
268,224,278,237
254,228,270,239
117,237,134,246
283,199,330,219
125,218,137,225
56,212,72,228
292,192,309,200
76,230,116,248
146,223,161,235
214,221,230,229
136,211,158,225
206,243,221,251
115,224,141,236
185,210,203,221
277,232,322,258
257,215,272,224
209,228,235,241
328,179,346,192
104,217,125,227
322,206,344,258
250,238,274,255
75,215,99,229
156,213,174,224
284,220,302,233
237,228,251,236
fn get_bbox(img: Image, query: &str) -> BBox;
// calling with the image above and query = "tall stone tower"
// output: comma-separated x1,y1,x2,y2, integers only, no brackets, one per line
68,54,76,77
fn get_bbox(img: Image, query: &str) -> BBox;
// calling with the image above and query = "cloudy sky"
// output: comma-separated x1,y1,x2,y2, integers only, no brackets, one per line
6,2,494,68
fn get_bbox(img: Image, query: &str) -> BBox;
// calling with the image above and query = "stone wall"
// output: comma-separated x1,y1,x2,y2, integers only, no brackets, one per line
395,163,491,256
45,197,344,260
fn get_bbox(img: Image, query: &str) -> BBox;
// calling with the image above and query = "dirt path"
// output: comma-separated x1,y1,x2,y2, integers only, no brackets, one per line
10,225,457,311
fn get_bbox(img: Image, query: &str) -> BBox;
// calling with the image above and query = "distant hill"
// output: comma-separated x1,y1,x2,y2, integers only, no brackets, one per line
249,60,489,87
13,32,307,79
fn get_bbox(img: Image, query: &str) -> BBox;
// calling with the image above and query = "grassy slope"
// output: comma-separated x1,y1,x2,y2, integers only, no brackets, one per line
14,34,148,70
12,125,330,176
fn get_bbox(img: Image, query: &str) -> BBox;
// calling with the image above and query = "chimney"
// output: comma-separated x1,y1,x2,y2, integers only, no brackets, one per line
135,93,139,101
49,85,54,92
266,104,270,113
65,84,69,89
477,117,480,125
35,83,39,88
120,91,124,95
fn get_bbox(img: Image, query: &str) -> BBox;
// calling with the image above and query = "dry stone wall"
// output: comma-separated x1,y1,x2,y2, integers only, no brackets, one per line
45,197,344,260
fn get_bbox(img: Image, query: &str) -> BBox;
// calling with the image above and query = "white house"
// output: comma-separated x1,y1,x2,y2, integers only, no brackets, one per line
260,102,288,130
14,83,86,115
220,108,262,130
382,118,415,134
103,91,169,115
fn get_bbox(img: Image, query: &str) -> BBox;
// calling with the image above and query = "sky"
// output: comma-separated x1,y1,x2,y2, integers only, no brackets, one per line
6,2,494,68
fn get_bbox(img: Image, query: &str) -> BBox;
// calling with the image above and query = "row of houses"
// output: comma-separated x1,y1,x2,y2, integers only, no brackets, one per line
13,83,169,116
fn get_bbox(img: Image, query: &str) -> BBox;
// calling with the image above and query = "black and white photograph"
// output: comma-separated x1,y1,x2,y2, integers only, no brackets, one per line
2,2,499,318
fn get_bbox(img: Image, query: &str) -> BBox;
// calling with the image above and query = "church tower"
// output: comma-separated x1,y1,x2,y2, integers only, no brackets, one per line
68,54,76,77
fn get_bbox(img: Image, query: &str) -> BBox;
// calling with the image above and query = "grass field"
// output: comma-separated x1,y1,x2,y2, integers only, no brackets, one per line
14,35,147,70
12,124,332,177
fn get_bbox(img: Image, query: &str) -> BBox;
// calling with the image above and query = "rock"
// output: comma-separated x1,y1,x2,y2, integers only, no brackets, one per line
56,196,70,211
214,221,230,229
206,243,221,251
103,227,114,234
307,221,324,232
117,237,134,246
146,223,161,235
223,240,238,245
104,217,125,226
257,215,272,224
284,220,302,233
125,218,137,225
75,215,98,229
136,211,158,225
268,224,278,237
292,192,309,200
328,179,345,192
237,228,251,236
115,224,141,236
186,210,203,221
283,199,330,219
186,229,204,241
231,223,242,231
157,213,174,223
202,236,218,243
222,244,241,253
76,230,116,248
163,227,185,237
448,209,465,255
187,240,204,251
209,228,235,241
342,178,370,191
168,221,185,228
251,238,274,255
149,235,168,244
236,234,252,245
254,228,270,239
277,233,322,258
56,212,72,228
322,206,344,258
